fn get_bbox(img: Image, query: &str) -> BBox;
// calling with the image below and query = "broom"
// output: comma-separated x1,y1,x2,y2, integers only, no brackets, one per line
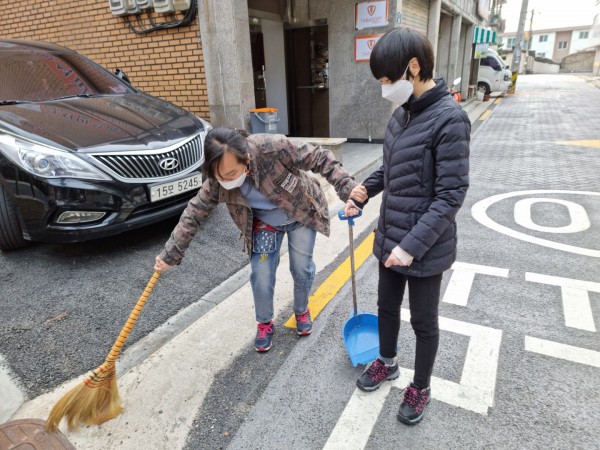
46,271,161,432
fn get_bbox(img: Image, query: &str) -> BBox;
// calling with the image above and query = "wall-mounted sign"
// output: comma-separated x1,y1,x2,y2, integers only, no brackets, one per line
355,1,389,30
477,0,490,20
474,43,490,59
355,34,383,62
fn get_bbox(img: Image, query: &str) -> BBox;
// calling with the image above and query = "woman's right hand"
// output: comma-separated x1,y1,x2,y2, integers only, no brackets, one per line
154,255,174,273
343,200,361,217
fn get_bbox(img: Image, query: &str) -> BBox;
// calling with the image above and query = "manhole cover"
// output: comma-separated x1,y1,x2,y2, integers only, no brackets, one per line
0,419,75,449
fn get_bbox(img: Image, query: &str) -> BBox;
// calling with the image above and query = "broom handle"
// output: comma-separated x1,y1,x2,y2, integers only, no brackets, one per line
101,271,161,368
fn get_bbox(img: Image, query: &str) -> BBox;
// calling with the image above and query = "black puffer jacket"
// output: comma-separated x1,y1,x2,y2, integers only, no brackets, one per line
363,79,470,277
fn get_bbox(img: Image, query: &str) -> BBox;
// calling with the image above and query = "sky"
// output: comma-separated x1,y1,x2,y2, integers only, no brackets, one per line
502,0,598,32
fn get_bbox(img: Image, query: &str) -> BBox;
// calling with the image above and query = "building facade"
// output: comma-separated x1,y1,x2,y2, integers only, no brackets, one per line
0,0,492,140
500,25,593,62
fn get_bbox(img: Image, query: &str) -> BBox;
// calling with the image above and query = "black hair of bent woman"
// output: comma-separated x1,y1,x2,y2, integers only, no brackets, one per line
203,127,250,179
369,27,435,83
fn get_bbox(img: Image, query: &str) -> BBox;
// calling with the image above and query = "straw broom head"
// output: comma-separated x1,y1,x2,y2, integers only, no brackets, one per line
46,272,160,432
46,363,122,432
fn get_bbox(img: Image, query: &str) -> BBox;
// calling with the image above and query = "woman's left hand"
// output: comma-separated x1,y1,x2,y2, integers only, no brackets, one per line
349,184,368,203
384,247,414,268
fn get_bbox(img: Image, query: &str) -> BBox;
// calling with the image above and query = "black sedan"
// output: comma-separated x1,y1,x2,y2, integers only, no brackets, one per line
0,39,210,250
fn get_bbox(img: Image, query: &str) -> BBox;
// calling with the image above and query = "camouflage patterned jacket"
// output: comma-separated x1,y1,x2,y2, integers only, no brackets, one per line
159,134,357,265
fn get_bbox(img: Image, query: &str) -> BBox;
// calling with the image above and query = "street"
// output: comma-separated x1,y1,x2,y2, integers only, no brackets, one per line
3,74,600,449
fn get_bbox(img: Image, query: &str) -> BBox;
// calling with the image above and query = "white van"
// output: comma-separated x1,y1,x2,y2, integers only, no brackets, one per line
478,49,512,95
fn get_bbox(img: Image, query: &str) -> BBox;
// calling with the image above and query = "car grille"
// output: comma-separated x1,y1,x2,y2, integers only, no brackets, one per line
92,134,203,181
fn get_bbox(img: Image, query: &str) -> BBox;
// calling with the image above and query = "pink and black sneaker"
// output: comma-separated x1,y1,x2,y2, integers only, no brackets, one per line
356,358,400,392
397,383,431,425
255,321,275,352
295,308,313,336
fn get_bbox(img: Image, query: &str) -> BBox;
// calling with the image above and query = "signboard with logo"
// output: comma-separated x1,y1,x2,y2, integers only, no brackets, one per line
354,34,383,62
474,43,490,59
355,1,389,30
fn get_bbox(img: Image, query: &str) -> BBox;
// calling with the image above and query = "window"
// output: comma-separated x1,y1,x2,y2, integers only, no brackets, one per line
579,31,589,39
0,52,131,102
480,56,501,71
539,35,548,42
558,41,568,49
506,37,516,48
538,52,546,58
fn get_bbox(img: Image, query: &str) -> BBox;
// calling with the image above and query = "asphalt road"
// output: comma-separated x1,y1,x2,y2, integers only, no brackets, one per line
0,203,248,397
185,74,600,449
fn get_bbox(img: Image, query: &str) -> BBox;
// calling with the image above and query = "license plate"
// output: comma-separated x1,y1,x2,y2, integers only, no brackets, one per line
149,173,202,202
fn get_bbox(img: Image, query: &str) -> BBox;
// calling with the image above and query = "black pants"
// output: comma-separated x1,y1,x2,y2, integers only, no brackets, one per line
378,262,443,389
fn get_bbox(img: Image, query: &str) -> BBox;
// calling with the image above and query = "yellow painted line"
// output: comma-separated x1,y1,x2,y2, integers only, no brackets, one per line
554,140,600,149
479,110,492,121
494,98,502,105
284,231,375,328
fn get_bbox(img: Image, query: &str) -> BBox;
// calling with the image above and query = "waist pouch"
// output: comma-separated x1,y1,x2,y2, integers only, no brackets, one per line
252,219,279,254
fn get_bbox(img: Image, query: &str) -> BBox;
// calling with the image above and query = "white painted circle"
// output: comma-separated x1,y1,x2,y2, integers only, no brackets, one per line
513,198,591,234
471,190,600,257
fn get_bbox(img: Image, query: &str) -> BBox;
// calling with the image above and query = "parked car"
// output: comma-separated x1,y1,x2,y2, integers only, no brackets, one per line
478,49,512,95
0,39,210,251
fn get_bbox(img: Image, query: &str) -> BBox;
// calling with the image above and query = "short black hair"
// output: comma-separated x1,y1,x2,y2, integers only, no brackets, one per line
203,127,249,179
370,28,435,82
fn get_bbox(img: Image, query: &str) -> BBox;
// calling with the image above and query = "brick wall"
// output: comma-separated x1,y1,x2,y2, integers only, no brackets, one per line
0,0,209,119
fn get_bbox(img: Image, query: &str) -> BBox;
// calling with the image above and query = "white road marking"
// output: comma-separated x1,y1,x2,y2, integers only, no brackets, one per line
325,311,503,450
443,262,509,306
526,272,598,332
525,336,600,367
324,384,392,450
514,198,590,233
471,190,600,257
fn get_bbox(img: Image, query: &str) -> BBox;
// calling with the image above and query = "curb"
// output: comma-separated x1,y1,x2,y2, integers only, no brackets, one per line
470,96,504,135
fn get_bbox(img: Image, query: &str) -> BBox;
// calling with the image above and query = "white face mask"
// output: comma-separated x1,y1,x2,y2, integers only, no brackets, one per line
381,66,414,105
218,171,246,190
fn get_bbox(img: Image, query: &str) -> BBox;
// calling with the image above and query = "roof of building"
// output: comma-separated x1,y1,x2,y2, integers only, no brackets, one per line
501,25,592,37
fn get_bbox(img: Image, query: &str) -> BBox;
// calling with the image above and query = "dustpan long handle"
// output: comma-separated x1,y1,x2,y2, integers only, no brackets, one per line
348,221,358,317
338,211,361,317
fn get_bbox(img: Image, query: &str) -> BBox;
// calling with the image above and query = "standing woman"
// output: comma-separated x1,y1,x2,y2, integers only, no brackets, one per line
344,28,470,425
156,128,365,352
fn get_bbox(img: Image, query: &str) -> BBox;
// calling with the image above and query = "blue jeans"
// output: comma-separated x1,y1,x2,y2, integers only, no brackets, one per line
250,222,317,323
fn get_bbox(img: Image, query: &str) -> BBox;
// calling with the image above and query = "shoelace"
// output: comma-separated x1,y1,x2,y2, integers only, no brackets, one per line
366,360,388,383
257,322,273,338
296,310,310,323
404,386,420,407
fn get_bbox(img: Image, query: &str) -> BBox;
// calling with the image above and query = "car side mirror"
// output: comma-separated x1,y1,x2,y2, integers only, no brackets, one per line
114,68,131,84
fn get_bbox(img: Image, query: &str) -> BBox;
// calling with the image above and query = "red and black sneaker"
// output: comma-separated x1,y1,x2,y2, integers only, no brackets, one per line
295,308,313,336
397,383,431,425
255,321,275,352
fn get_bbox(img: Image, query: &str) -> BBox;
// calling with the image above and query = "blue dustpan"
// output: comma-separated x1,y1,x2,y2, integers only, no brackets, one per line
342,309,379,367
338,211,380,367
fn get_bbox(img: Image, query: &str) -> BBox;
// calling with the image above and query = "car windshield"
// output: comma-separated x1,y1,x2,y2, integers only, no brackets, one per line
0,51,133,103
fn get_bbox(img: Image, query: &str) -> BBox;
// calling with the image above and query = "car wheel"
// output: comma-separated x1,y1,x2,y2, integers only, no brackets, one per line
478,82,491,96
0,185,28,251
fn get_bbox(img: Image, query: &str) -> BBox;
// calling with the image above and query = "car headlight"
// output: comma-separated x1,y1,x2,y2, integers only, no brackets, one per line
0,134,111,181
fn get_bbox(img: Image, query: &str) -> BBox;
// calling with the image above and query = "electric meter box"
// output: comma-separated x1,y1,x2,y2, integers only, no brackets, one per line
173,0,191,11
135,0,153,9
153,0,175,13
109,0,140,16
